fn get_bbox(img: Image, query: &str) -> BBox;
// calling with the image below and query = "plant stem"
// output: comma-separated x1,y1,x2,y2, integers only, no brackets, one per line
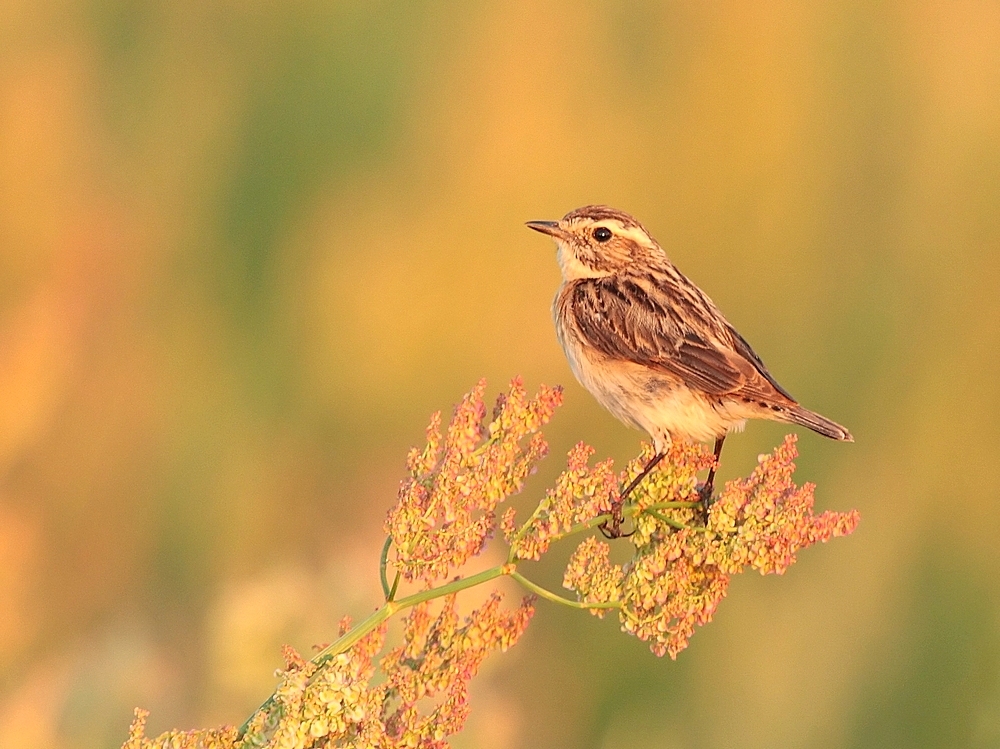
379,535,393,600
643,509,689,530
508,570,619,610
236,601,395,739
561,512,615,539
316,565,509,663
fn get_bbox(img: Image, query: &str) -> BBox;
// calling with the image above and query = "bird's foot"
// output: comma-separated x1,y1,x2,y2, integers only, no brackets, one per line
598,498,634,539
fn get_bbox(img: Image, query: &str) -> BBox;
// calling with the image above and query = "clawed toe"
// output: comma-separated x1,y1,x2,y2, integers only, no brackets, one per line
598,501,635,539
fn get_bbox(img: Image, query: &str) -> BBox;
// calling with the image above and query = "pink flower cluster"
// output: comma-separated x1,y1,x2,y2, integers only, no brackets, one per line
378,594,534,746
386,378,562,583
707,435,860,575
503,442,617,561
564,435,859,659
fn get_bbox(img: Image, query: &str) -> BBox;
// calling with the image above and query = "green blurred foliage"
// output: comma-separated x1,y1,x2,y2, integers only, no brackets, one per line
1,1,999,747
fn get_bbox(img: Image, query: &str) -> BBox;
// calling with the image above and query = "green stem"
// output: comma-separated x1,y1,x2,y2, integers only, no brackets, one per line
391,565,508,612
561,512,614,539
237,602,394,739
509,570,619,610
543,500,698,538
643,509,689,530
388,571,401,602
379,535,393,600
313,604,395,665
313,566,510,664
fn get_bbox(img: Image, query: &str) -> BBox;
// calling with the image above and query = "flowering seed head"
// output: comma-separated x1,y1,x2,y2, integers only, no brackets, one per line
563,434,859,659
387,378,562,584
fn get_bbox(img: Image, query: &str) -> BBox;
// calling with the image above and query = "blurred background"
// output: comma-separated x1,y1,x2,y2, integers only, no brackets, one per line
2,1,999,747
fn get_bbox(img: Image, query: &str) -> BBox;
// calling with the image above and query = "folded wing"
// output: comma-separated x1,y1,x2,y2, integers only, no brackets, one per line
567,277,797,405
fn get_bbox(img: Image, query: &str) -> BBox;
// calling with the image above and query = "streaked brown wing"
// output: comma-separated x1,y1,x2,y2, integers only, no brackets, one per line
726,326,796,401
568,277,795,402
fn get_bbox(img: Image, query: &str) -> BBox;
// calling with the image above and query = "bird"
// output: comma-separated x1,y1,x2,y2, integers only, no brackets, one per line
527,205,852,531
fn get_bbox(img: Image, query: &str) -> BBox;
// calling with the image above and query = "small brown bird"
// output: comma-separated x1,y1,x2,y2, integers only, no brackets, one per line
527,205,852,518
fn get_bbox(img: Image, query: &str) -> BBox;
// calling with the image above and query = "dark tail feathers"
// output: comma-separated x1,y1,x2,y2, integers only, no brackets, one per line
784,405,853,442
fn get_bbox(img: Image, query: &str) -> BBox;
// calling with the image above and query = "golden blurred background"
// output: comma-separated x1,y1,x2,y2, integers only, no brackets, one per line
2,1,999,747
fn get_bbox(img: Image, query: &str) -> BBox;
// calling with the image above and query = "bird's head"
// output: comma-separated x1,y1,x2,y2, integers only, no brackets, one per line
527,205,665,281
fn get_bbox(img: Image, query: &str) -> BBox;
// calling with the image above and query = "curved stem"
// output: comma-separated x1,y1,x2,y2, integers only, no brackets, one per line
509,570,619,610
379,535,393,600
643,509,689,530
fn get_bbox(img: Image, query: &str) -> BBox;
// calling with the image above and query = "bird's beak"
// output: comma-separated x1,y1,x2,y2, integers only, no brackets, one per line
526,220,565,239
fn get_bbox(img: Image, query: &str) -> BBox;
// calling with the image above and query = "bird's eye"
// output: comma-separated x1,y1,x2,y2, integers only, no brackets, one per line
593,227,613,242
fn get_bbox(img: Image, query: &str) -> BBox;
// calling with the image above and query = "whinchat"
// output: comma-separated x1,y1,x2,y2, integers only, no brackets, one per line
528,205,851,516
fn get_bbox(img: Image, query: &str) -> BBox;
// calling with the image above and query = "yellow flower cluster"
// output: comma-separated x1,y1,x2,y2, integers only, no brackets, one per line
386,378,562,583
504,442,617,561
706,435,861,575
126,594,533,749
378,594,534,746
562,537,623,617
565,435,859,659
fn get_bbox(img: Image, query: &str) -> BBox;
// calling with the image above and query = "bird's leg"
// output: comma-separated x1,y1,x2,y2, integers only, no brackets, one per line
621,451,667,501
699,436,726,517
599,451,666,539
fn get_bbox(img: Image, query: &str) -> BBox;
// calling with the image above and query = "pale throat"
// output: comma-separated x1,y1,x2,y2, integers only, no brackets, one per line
556,243,612,281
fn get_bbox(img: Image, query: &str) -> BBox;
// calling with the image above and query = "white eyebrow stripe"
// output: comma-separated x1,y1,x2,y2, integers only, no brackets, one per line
610,224,657,248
